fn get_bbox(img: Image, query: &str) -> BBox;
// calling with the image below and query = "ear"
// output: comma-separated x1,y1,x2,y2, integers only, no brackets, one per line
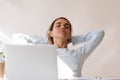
49,31,53,37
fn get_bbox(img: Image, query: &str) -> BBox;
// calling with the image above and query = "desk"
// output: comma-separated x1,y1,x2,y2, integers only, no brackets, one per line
0,76,120,80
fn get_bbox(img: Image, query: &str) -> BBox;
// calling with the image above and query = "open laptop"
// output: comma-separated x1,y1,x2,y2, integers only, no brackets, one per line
4,44,58,80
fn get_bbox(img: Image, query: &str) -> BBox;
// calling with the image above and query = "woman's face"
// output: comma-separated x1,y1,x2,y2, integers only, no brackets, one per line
50,19,71,42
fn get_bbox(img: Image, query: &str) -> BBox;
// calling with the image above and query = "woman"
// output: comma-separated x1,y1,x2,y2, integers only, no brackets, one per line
20,17,105,79
47,17,104,79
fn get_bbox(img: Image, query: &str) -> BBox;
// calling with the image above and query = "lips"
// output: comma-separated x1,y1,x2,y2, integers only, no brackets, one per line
59,30,66,34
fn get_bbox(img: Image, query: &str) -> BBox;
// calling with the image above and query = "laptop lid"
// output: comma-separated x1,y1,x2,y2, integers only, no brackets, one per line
4,44,58,80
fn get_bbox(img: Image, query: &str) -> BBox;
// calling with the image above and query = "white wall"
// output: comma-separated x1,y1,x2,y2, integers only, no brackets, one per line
0,0,120,78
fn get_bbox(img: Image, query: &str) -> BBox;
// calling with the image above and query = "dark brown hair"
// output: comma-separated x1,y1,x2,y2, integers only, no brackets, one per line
47,17,72,44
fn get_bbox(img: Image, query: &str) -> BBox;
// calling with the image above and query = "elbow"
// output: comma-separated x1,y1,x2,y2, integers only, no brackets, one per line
99,30,105,38
96,30,105,42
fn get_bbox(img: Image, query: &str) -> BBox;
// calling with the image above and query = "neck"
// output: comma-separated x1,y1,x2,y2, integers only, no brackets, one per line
53,38,68,48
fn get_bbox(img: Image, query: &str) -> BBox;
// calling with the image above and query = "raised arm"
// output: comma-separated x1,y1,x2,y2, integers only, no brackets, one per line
12,33,48,44
72,30,105,59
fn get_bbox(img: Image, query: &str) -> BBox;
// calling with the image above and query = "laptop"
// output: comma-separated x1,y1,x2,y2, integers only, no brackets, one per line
4,44,58,80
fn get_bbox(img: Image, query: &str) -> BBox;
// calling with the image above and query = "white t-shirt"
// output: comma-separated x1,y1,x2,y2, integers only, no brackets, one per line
13,30,105,79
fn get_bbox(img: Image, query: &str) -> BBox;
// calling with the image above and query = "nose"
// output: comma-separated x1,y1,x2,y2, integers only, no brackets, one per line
61,25,65,29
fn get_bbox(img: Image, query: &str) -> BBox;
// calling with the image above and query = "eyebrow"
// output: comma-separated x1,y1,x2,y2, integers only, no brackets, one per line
55,22,69,25
65,23,69,25
55,22,61,24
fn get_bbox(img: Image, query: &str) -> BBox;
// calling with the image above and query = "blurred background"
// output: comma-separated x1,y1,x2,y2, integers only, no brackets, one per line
0,0,120,78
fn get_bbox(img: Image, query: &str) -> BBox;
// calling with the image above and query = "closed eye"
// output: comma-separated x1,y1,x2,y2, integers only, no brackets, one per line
64,24,70,29
55,22,61,27
56,24,61,27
